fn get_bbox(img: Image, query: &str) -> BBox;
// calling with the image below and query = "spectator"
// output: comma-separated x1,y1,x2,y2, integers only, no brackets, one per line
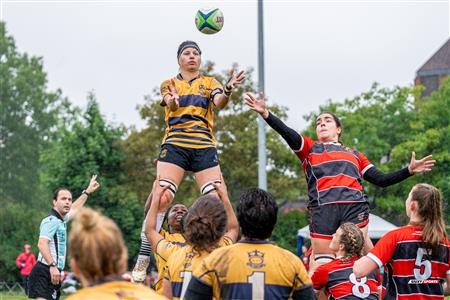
16,244,36,294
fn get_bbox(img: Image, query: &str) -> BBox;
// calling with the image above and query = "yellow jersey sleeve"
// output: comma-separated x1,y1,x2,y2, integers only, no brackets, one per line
155,239,182,262
160,79,173,99
209,77,224,102
293,254,312,289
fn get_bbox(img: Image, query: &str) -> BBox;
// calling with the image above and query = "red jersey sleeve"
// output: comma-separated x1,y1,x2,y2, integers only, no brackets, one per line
357,151,374,176
311,263,328,291
367,230,399,268
295,135,314,161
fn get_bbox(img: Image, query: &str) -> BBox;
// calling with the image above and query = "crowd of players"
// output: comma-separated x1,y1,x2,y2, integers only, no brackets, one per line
25,40,449,300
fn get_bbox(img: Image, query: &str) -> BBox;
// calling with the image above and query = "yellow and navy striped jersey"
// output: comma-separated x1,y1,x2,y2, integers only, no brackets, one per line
160,74,223,149
154,232,187,294
164,236,233,300
191,240,312,300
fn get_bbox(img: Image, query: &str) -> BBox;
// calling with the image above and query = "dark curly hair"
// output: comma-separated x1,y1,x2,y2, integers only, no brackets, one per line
183,195,227,252
237,188,278,240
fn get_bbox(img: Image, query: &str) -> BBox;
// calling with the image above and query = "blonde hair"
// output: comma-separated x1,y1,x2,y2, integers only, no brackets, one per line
69,208,128,282
410,183,447,252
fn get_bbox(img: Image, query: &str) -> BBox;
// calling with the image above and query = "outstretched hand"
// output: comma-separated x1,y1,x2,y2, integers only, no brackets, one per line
244,92,269,118
408,152,436,174
166,79,180,111
225,69,246,92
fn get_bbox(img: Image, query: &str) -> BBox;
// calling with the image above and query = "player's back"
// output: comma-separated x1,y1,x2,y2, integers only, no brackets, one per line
192,240,312,300
368,225,450,300
312,257,380,299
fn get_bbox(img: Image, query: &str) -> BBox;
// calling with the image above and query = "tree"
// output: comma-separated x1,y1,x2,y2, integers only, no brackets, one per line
0,22,66,282
41,93,143,261
0,22,65,205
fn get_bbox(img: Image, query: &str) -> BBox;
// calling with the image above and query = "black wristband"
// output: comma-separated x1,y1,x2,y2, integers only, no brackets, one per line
82,190,90,196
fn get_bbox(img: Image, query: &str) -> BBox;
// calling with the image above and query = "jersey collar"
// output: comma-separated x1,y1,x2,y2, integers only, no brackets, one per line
88,275,125,287
176,73,201,85
50,209,64,221
238,239,272,244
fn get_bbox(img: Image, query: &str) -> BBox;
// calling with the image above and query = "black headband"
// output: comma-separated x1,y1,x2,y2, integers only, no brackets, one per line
177,41,202,60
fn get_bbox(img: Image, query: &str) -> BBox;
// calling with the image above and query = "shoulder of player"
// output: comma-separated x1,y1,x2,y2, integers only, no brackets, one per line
200,75,221,85
41,214,62,225
376,225,416,245
270,244,303,264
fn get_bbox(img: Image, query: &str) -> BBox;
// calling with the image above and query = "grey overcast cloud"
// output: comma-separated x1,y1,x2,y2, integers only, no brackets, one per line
2,0,449,130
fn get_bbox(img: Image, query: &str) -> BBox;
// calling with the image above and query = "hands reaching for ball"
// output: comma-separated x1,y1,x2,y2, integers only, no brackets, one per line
244,92,269,119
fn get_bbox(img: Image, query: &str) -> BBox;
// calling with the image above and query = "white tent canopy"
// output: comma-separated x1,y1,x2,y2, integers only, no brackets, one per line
297,214,398,239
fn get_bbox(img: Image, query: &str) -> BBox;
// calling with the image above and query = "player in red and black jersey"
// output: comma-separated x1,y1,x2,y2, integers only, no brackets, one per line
244,93,436,270
354,184,450,299
313,223,381,299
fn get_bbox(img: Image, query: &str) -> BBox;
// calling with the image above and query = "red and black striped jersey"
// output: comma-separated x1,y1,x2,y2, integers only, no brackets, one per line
367,225,450,300
312,256,380,299
295,136,373,206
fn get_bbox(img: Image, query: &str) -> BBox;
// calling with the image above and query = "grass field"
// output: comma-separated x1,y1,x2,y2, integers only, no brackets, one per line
0,293,68,300
0,293,27,300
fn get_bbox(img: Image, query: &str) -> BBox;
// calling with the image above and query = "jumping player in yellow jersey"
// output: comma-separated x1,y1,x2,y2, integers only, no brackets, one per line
155,40,245,205
163,175,238,300
185,188,314,300
134,41,244,283
145,175,238,296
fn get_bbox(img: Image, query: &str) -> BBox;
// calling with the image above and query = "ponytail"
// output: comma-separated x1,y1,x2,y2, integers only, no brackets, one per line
411,184,447,252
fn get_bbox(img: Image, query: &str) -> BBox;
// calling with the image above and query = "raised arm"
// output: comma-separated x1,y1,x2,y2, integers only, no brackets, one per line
144,177,170,252
244,93,303,151
213,69,246,109
68,175,100,220
363,152,435,187
212,174,238,242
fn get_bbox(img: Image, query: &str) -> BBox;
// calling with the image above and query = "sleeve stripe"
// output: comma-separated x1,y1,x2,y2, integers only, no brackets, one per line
361,164,374,175
367,253,383,269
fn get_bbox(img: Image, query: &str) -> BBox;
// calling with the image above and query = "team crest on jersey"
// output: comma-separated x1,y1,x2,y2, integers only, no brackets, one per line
183,251,195,269
160,149,168,159
199,84,207,97
246,250,265,269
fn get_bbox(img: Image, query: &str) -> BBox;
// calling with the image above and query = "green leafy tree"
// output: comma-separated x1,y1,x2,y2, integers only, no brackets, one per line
385,79,450,226
0,22,65,205
40,93,143,262
272,210,309,254
0,22,66,282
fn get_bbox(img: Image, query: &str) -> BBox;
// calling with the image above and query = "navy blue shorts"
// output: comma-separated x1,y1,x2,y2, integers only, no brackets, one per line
309,202,370,240
158,144,219,173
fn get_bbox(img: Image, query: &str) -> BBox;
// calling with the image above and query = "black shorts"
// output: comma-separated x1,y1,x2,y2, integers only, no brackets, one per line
158,144,219,173
309,202,370,239
28,262,61,300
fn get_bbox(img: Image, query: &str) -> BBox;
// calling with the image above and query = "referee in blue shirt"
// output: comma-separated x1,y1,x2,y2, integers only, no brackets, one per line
28,175,100,300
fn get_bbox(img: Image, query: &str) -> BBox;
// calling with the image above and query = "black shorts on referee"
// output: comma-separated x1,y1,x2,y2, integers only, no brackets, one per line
28,262,62,300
